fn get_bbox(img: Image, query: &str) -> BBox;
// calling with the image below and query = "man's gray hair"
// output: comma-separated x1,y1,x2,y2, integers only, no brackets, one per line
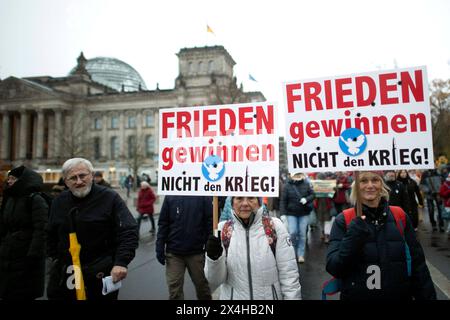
62,158,94,177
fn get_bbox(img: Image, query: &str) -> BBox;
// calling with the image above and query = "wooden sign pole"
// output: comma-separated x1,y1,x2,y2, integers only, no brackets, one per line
354,171,362,217
213,196,219,236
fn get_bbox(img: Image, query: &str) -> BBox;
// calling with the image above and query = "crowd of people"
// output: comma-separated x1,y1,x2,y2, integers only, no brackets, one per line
0,157,449,300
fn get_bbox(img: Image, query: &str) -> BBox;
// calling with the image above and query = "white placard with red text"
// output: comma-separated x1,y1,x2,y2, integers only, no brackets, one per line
158,102,279,196
283,66,434,173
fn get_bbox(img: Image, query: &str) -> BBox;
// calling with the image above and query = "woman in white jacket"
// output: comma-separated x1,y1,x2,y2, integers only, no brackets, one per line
204,196,301,300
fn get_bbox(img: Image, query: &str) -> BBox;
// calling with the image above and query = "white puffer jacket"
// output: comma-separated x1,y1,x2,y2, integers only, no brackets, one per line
205,207,301,300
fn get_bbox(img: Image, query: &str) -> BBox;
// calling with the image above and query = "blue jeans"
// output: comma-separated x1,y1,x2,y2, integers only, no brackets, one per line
287,215,309,258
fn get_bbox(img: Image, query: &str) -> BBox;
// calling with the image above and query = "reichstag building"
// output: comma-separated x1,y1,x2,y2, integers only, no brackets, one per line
0,46,265,186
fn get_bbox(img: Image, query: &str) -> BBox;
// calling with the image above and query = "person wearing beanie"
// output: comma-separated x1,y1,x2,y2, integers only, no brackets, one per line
93,171,111,188
136,181,157,236
205,196,301,300
326,171,436,300
384,170,411,216
0,165,48,300
396,170,424,230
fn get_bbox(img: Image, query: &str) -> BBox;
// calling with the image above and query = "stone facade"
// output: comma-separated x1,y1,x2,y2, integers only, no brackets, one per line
0,46,265,185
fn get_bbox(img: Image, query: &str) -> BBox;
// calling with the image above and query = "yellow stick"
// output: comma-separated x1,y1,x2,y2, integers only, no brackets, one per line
69,233,87,300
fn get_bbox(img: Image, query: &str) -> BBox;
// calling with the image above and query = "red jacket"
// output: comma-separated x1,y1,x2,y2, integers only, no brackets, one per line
439,180,450,208
137,187,156,215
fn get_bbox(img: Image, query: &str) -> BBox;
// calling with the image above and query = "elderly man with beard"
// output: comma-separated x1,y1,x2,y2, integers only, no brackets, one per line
46,158,138,300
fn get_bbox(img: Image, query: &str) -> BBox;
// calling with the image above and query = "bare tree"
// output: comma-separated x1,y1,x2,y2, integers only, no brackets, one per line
53,107,91,161
210,74,248,105
429,79,450,158
124,129,147,191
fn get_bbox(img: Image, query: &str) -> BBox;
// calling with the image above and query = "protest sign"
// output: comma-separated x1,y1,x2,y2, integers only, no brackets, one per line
158,102,279,196
283,66,434,173
310,179,337,198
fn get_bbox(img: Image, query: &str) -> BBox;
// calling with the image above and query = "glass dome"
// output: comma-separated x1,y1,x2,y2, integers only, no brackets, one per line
69,57,147,92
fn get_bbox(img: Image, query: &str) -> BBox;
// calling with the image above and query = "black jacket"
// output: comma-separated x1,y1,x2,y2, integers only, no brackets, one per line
280,179,314,217
397,177,424,213
156,196,212,256
0,167,48,299
326,200,436,300
47,184,138,268
386,180,410,214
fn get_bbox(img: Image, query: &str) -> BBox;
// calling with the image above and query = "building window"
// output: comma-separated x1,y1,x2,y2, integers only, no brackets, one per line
110,136,119,159
145,113,154,127
93,118,102,130
127,116,136,128
111,116,119,129
93,137,101,160
146,135,154,157
198,61,203,73
208,60,214,73
189,62,194,74
128,135,136,158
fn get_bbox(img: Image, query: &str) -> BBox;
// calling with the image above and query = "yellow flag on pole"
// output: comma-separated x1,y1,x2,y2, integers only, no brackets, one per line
207,24,215,35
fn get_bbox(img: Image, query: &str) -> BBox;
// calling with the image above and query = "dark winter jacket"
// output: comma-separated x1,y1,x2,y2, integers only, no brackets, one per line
47,184,138,269
397,176,424,213
156,196,212,256
326,199,436,300
95,179,112,188
280,179,314,217
386,180,410,214
0,167,48,299
137,187,156,215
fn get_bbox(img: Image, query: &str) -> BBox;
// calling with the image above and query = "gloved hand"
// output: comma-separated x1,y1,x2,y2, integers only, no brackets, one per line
206,235,223,260
347,216,370,237
300,198,307,205
156,250,166,265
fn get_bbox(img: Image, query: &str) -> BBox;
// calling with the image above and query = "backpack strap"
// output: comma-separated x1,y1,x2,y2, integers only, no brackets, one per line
388,206,412,277
389,206,406,237
220,213,278,258
321,277,342,300
342,208,356,228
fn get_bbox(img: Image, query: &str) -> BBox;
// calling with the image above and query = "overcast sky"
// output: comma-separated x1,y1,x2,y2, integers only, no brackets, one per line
1,0,449,132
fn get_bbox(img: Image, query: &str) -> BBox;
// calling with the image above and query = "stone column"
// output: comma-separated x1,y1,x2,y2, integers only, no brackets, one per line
119,112,125,158
137,110,143,154
137,111,143,137
19,110,28,159
102,113,108,159
154,109,159,160
1,111,10,160
47,114,54,159
35,110,45,159
54,109,62,158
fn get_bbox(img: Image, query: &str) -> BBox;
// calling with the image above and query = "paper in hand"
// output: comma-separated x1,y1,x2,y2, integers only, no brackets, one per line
102,276,122,295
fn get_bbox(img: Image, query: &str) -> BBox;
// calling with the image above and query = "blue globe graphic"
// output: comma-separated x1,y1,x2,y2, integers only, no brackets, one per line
202,155,225,182
338,128,367,157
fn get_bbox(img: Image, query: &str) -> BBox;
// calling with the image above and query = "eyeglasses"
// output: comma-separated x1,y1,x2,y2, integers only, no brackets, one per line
66,173,91,183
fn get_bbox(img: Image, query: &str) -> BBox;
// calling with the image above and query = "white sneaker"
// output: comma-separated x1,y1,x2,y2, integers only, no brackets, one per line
297,256,305,263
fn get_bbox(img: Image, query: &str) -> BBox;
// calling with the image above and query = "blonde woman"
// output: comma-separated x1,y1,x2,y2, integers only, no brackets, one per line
326,171,435,300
